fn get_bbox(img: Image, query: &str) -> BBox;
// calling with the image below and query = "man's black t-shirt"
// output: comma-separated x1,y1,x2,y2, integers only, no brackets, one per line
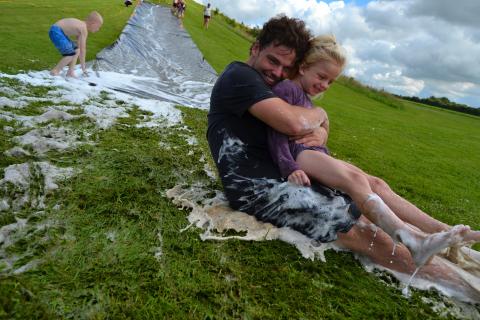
208,61,281,181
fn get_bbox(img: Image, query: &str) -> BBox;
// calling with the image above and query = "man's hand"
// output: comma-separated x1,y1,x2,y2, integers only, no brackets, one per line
290,127,328,147
288,169,311,186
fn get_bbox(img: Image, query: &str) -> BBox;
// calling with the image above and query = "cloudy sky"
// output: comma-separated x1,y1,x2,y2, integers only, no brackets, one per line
194,0,480,108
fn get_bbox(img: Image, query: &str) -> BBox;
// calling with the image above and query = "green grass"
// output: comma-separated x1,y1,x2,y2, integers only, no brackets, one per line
0,0,135,73
0,0,479,318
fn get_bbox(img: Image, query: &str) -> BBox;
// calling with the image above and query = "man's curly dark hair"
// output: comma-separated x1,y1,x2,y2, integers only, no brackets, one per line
254,15,312,67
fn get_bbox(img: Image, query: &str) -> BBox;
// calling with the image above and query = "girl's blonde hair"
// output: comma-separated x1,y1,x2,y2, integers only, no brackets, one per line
302,34,346,72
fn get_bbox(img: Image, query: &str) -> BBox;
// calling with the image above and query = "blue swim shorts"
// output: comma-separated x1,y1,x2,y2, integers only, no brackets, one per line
49,25,78,56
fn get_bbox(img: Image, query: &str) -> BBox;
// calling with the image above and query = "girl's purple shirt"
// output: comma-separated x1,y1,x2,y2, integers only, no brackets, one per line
268,79,328,177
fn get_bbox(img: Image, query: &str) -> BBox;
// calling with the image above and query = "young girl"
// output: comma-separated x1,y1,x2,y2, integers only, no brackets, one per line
268,35,480,267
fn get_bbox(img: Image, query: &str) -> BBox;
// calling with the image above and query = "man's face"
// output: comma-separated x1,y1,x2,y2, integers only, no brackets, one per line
248,42,296,87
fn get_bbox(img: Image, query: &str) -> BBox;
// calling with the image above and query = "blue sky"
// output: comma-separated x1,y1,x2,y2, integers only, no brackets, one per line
194,0,480,108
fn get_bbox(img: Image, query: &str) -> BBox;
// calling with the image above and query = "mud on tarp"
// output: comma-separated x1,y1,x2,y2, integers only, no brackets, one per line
93,2,217,109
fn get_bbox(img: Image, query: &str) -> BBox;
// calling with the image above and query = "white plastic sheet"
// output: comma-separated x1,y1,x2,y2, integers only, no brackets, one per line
93,2,217,109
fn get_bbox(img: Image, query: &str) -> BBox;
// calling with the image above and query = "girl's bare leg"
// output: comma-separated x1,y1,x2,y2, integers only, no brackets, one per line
296,150,470,266
341,162,480,242
341,161,449,233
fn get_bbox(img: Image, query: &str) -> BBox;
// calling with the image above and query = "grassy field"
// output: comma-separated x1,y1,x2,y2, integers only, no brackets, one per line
0,0,136,73
1,0,479,318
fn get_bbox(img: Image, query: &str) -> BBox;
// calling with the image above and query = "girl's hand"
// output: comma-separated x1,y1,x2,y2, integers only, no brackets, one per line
290,127,328,147
288,170,311,186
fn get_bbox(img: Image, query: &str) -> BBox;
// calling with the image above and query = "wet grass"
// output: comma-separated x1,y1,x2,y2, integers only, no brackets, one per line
0,77,59,101
0,118,17,168
1,101,53,117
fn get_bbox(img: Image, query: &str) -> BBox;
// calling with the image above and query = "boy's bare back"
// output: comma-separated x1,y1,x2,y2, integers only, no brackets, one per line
54,18,87,38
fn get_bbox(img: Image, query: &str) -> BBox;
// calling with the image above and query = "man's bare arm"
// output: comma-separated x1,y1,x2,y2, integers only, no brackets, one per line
249,97,327,136
290,107,330,147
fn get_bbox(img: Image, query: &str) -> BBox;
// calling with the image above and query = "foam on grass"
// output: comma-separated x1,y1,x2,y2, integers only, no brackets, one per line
0,162,76,211
0,69,187,276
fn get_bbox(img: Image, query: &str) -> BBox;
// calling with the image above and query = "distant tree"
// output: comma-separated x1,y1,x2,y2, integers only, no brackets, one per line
399,95,480,117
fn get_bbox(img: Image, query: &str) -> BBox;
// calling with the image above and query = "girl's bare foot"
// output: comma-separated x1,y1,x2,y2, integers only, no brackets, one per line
398,224,470,267
50,69,60,76
66,71,77,78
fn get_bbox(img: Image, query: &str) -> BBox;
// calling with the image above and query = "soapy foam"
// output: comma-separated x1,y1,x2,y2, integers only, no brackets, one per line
0,69,185,275
168,185,334,261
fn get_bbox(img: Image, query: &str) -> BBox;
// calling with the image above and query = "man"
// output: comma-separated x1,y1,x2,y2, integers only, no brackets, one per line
207,15,361,243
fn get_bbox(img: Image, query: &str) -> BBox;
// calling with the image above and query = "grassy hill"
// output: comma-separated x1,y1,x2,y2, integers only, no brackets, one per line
0,0,479,318
0,0,136,73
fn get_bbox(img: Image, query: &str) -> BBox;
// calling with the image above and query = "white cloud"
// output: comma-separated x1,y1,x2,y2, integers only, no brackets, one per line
408,0,480,29
193,0,480,108
371,70,425,96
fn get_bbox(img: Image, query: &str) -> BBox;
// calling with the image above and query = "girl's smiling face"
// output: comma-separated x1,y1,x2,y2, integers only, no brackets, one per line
296,60,342,96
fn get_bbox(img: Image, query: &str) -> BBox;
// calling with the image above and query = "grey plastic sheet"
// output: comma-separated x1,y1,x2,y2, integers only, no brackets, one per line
93,2,217,109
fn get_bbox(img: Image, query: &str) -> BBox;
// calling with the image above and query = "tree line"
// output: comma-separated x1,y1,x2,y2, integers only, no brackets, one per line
398,95,480,117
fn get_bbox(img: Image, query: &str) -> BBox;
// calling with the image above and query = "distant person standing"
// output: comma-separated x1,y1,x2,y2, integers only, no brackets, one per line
177,0,186,19
203,3,212,29
171,0,179,16
48,11,103,77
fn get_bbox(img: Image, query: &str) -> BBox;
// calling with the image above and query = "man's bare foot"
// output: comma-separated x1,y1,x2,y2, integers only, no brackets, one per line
398,224,470,267
66,72,77,78
50,69,60,76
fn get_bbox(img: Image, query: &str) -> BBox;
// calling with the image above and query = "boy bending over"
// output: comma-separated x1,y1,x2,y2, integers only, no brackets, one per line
49,11,103,77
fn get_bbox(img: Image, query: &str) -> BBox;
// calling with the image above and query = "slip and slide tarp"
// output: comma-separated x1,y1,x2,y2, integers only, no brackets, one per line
93,2,217,108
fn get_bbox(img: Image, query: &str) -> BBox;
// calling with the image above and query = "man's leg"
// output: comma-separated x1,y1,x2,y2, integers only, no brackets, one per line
336,217,480,301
